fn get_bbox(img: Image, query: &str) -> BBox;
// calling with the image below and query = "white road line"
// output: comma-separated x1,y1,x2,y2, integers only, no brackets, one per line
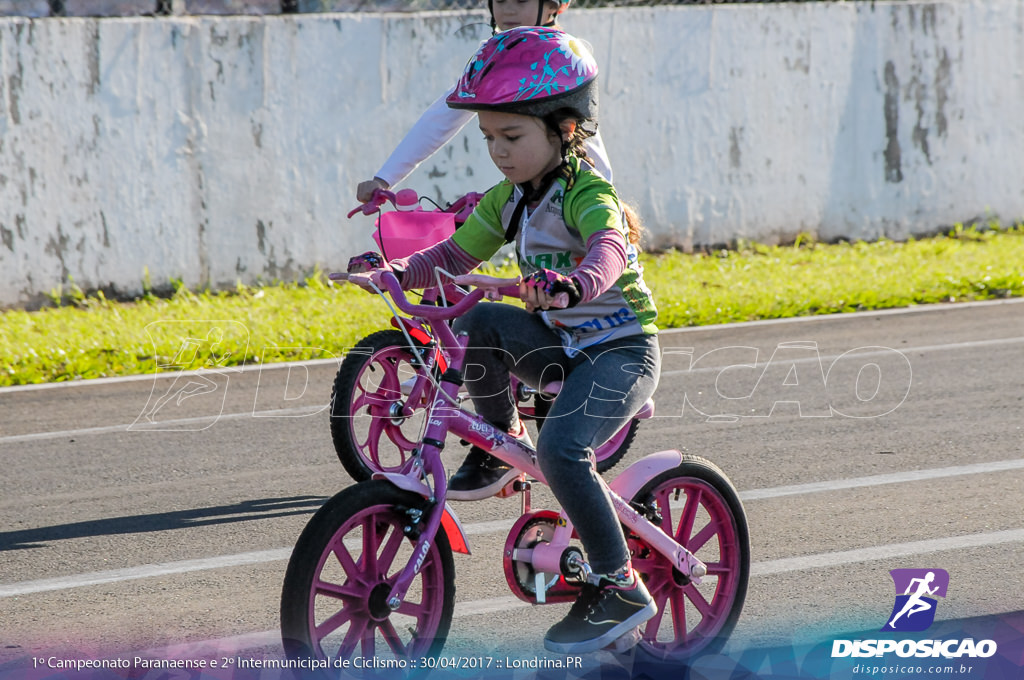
660,335,1024,378
2,458,1022,599
0,549,291,598
739,458,1024,500
0,406,326,445
0,359,341,394
749,528,1024,576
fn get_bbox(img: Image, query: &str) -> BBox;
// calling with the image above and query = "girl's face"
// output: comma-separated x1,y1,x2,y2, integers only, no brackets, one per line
478,110,563,189
491,0,558,31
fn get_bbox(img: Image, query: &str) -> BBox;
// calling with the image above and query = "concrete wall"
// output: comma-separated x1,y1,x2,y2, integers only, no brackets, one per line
1,1,1022,309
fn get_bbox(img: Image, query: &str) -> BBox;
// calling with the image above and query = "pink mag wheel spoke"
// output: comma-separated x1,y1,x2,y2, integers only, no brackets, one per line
377,525,405,573
337,617,369,660
665,486,700,544
361,515,386,579
328,536,363,583
351,358,403,413
360,417,387,468
352,389,397,412
642,584,670,641
357,354,403,406
316,607,355,644
314,580,362,602
704,559,734,576
687,521,718,554
682,582,714,618
378,619,409,659
360,626,376,659
359,417,417,471
670,587,690,644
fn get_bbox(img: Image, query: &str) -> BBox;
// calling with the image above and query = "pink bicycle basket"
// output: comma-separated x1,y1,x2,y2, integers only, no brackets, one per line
373,210,456,261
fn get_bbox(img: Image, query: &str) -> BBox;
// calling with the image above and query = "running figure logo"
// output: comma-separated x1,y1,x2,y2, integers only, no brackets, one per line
882,568,949,632
130,321,247,431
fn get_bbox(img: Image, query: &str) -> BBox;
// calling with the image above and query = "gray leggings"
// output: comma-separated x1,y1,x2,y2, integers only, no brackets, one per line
453,303,661,574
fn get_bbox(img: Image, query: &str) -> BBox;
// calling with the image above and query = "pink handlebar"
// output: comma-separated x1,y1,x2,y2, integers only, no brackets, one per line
347,189,485,221
363,271,487,321
447,192,485,222
454,273,569,309
347,188,398,218
330,271,568,311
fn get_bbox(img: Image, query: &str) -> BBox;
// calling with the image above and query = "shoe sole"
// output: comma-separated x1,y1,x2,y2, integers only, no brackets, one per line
542,600,658,655
446,468,520,501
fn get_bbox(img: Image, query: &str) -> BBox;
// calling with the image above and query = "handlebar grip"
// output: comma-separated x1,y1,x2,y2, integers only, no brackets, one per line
494,285,568,309
347,188,399,219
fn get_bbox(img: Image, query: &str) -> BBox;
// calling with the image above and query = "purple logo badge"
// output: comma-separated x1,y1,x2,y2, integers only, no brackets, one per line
882,568,949,632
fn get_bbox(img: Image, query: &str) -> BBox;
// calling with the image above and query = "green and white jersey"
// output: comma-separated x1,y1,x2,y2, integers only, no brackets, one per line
453,157,657,353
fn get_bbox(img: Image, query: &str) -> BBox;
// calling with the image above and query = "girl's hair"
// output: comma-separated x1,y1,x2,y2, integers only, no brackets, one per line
620,203,646,248
543,110,646,248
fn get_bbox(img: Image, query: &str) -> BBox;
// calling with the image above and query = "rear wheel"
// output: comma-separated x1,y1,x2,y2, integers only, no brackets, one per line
626,455,749,666
330,331,433,481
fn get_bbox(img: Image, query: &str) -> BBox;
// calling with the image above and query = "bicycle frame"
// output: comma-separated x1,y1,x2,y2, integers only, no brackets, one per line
352,271,709,613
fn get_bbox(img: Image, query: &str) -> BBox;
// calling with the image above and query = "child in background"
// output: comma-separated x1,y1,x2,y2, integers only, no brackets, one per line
349,26,658,655
355,0,613,202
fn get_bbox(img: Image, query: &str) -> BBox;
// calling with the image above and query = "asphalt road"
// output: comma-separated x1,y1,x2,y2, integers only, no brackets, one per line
1,298,1022,674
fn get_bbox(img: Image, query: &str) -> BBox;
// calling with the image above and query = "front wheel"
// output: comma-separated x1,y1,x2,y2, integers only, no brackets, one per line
281,481,456,675
626,455,749,666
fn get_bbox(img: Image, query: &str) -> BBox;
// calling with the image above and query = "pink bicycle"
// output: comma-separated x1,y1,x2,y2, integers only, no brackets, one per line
330,189,647,481
282,270,749,673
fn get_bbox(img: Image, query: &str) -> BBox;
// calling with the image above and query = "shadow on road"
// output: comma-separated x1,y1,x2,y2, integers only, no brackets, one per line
0,496,327,551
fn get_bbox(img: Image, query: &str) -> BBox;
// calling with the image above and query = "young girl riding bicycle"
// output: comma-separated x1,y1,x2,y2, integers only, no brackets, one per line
355,0,613,203
348,25,660,655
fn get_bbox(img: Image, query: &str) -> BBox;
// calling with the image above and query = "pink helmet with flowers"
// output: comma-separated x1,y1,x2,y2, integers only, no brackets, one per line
446,26,598,123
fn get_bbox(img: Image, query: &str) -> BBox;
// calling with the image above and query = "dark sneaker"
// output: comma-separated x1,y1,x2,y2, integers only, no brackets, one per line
544,572,656,655
447,447,518,501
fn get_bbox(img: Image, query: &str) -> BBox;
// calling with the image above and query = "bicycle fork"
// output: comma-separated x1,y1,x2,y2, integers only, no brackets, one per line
380,377,463,612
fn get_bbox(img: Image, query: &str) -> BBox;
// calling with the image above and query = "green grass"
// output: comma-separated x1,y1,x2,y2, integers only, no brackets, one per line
2,225,1023,387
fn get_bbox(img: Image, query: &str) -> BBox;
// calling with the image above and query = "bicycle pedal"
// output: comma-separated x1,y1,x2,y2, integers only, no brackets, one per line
604,626,642,653
496,474,527,498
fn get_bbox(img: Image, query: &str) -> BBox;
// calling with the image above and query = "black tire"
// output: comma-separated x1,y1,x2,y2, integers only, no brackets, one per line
624,455,750,670
281,481,456,675
330,330,433,481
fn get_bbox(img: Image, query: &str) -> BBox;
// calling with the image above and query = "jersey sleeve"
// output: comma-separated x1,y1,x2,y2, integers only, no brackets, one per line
450,182,515,261
564,172,627,243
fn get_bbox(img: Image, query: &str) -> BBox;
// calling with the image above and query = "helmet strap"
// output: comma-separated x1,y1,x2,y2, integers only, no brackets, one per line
503,162,574,244
538,1,558,27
